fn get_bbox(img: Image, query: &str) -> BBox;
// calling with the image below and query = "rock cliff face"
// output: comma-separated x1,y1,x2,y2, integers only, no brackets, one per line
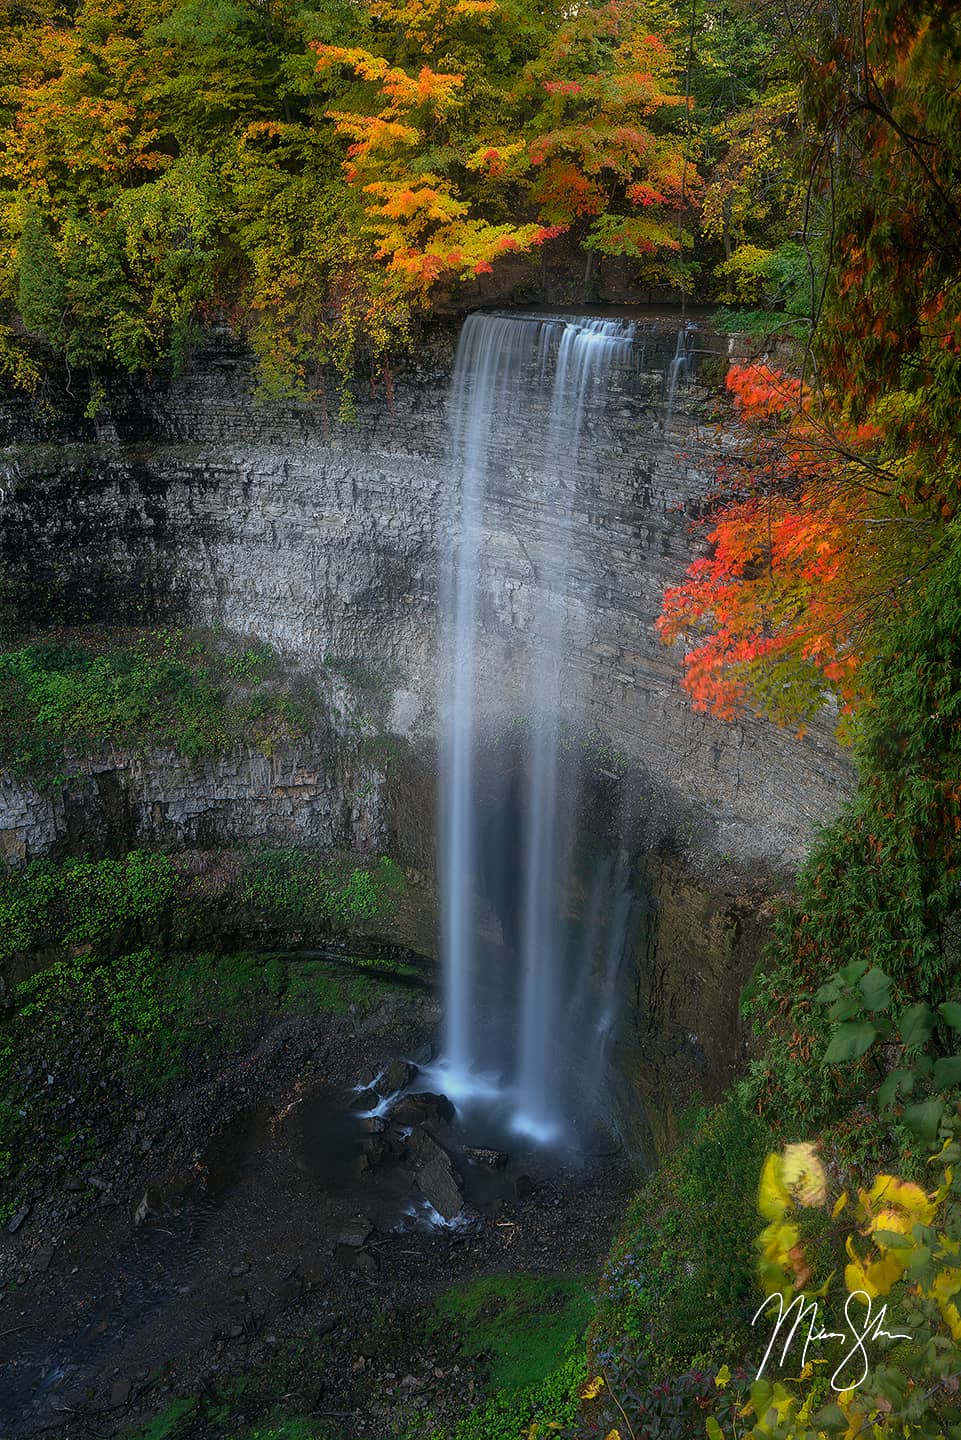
0,732,386,868
0,315,853,1153
0,317,850,871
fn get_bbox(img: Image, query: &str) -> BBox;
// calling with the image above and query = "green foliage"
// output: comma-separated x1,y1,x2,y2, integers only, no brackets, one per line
123,1398,200,1440
0,631,313,782
17,207,66,342
428,1273,594,1396
0,850,176,963
594,1094,768,1379
241,850,405,930
408,1339,588,1440
123,1396,339,1440
741,526,961,1165
709,309,807,339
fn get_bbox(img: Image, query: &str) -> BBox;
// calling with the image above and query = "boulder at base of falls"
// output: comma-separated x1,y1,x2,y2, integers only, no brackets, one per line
339,1217,374,1248
416,1154,464,1221
350,1087,380,1112
379,1059,417,1095
391,1092,455,1126
464,1146,508,1170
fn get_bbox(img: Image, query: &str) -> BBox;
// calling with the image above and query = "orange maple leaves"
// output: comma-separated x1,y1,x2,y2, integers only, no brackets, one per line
657,364,920,731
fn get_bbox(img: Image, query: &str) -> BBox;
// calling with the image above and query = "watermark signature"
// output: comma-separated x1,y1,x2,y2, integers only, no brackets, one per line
753,1290,912,1391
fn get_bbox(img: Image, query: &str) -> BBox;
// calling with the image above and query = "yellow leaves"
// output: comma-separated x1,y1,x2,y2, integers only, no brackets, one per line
758,1145,826,1223
758,1152,791,1221
714,1364,732,1389
841,1170,945,1298
580,1374,604,1400
367,0,499,50
381,65,464,114
465,141,527,177
328,114,420,161
312,46,391,83
843,1233,907,1299
363,179,467,226
866,1174,937,1224
782,1143,828,1208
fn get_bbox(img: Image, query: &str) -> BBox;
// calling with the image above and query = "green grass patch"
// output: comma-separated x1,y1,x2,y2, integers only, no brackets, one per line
0,850,176,964
122,1398,339,1440
0,849,408,971
411,1274,593,1440
427,1272,595,1395
405,1339,587,1440
0,629,316,782
122,1398,200,1440
241,850,406,931
711,306,809,339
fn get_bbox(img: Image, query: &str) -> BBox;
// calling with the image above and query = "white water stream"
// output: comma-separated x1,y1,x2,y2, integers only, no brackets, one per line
438,310,690,1142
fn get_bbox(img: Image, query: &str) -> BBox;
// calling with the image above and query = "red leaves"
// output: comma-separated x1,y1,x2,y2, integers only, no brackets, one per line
726,363,809,418
530,224,567,244
656,359,916,729
543,80,583,95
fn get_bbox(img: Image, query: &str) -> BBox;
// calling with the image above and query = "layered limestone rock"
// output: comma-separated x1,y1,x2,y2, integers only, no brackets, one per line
0,317,853,1148
0,319,850,874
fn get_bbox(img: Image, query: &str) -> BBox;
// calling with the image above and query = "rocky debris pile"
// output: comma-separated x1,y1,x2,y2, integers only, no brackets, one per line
348,1056,518,1227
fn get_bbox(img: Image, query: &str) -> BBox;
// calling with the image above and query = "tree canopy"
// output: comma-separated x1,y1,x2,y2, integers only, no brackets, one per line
0,0,793,398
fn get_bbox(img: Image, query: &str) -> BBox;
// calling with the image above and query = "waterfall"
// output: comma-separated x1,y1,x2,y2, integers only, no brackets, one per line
439,310,686,1142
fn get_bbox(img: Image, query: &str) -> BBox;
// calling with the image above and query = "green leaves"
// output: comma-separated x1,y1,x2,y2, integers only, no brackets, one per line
900,1002,936,1050
823,1021,877,1064
903,1098,945,1144
935,1057,961,1088
879,1068,915,1108
859,965,893,1011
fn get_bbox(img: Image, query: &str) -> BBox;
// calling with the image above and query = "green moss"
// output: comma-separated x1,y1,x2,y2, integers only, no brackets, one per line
0,850,176,964
711,306,808,338
428,1273,594,1395
241,851,406,931
122,1399,339,1440
122,1398,199,1440
0,629,316,782
406,1340,587,1440
594,1093,768,1377
0,847,408,972
408,1275,594,1440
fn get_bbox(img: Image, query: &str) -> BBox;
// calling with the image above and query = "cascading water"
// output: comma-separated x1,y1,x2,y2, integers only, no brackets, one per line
439,310,690,1143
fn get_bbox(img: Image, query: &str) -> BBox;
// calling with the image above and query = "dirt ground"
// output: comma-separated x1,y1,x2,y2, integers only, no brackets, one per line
0,1001,634,1440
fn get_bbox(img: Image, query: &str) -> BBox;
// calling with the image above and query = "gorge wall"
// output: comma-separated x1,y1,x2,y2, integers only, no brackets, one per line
0,314,853,1150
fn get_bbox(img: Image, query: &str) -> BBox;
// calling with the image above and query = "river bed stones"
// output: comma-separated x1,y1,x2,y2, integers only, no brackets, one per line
464,1146,508,1169
380,1059,418,1094
390,1091,455,1126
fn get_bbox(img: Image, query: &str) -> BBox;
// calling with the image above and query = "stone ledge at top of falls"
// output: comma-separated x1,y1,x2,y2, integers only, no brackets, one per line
0,316,853,876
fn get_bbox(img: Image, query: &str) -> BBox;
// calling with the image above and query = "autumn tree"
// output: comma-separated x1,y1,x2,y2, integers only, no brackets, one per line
658,0,961,734
0,0,701,398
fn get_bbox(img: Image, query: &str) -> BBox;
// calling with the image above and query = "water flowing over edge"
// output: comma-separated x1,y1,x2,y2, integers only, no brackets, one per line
438,310,690,1144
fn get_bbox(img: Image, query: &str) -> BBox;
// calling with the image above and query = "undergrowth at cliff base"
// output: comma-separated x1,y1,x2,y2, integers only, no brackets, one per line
0,844,414,1225
122,1373,342,1440
0,943,419,1226
404,1272,593,1440
592,1096,767,1381
0,848,408,966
